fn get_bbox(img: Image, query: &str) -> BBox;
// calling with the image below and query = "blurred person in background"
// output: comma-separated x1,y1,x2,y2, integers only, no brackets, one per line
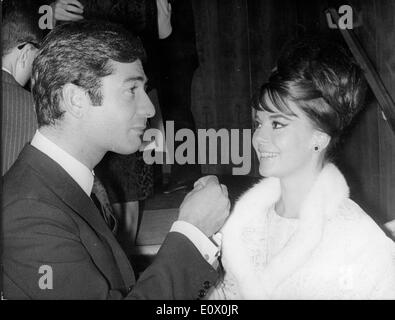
2,0,42,175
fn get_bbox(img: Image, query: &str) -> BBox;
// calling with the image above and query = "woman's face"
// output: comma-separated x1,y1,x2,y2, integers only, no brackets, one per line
252,97,319,179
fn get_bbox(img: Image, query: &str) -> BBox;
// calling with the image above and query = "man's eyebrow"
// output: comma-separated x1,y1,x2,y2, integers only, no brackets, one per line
123,76,147,83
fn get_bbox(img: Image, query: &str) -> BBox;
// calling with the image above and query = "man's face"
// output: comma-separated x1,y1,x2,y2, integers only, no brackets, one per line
86,59,155,155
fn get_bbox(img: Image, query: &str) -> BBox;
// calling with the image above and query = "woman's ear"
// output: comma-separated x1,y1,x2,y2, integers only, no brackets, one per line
61,83,90,119
312,131,331,152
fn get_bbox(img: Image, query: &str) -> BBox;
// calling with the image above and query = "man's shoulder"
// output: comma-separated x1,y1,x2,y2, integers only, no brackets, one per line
3,155,79,232
3,157,48,206
2,79,33,102
3,149,60,209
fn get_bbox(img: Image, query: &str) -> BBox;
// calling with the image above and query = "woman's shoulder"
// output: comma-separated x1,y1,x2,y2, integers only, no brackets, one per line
329,198,395,251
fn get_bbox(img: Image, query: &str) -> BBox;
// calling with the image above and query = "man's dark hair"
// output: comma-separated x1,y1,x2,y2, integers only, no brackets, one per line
31,20,146,127
255,36,367,161
2,0,42,55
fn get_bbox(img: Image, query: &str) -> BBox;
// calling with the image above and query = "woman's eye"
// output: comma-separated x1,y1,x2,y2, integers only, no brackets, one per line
129,86,137,95
272,121,286,129
254,121,262,129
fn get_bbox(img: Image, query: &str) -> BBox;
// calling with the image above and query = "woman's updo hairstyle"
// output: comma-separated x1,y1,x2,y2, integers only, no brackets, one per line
256,37,367,160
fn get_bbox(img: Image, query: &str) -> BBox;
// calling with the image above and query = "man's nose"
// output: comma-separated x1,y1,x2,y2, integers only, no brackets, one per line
140,91,156,119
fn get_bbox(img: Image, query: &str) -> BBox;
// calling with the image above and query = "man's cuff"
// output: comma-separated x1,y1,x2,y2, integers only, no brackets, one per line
170,221,221,267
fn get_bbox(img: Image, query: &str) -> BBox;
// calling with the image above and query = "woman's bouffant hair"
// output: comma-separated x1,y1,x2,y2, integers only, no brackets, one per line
255,37,367,161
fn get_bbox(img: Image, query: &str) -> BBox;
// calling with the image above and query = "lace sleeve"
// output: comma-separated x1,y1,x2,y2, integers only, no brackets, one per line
206,272,242,300
367,244,395,299
343,235,395,299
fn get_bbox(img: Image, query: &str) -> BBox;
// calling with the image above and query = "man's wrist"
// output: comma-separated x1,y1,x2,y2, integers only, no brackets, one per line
170,221,221,266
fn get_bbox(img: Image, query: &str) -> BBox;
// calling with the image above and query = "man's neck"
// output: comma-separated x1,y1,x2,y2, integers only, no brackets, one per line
39,126,105,171
2,57,16,80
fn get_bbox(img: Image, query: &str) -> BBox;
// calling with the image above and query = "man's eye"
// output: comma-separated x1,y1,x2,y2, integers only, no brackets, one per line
272,121,286,129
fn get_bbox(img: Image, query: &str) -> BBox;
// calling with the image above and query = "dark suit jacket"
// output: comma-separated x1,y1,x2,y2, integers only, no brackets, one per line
2,145,218,299
1,71,38,175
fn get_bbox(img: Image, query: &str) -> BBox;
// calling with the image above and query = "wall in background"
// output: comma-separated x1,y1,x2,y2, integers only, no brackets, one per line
336,0,395,224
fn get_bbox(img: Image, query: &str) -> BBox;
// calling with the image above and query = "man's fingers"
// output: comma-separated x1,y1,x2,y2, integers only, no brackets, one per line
55,0,84,20
60,0,84,10
205,175,219,186
56,11,84,21
193,179,204,189
65,4,84,14
194,175,219,188
220,184,228,198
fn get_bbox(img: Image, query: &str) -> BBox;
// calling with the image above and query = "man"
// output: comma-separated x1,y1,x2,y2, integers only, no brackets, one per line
50,0,164,248
51,0,202,194
2,20,230,299
1,2,41,174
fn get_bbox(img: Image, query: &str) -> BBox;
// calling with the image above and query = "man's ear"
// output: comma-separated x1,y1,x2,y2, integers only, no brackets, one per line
17,46,28,68
17,44,34,68
312,131,331,152
61,83,90,119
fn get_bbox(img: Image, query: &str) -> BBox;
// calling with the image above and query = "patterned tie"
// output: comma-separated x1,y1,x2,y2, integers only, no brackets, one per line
91,175,118,234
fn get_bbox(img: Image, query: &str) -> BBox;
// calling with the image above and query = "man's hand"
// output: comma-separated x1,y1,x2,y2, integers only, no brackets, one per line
52,0,84,24
178,176,230,238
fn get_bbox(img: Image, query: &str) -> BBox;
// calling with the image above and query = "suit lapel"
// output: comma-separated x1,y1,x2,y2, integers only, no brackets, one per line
19,145,135,290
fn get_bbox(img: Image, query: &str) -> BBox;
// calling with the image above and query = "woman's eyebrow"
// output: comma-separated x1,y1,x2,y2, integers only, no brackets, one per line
268,113,294,121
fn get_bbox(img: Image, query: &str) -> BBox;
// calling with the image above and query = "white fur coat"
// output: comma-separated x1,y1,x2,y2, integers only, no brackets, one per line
209,164,395,300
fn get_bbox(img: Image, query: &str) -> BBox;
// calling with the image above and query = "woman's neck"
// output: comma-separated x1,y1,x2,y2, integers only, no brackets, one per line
276,163,323,219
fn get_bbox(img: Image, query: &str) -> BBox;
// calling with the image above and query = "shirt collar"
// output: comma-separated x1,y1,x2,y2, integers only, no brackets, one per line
31,130,94,196
2,67,13,76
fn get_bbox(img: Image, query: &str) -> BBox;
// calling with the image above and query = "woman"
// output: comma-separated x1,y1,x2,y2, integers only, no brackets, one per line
208,38,395,299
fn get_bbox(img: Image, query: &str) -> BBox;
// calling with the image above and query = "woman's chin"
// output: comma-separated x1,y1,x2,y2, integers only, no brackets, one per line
258,160,282,177
259,164,273,177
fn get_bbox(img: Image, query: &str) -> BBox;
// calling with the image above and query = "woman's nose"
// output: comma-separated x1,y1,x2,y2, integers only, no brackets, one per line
254,125,270,143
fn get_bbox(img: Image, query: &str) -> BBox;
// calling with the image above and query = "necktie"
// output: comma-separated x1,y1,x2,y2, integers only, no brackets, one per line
91,176,118,234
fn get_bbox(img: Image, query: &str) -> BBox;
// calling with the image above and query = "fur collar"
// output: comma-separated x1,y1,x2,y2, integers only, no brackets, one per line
221,163,349,299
